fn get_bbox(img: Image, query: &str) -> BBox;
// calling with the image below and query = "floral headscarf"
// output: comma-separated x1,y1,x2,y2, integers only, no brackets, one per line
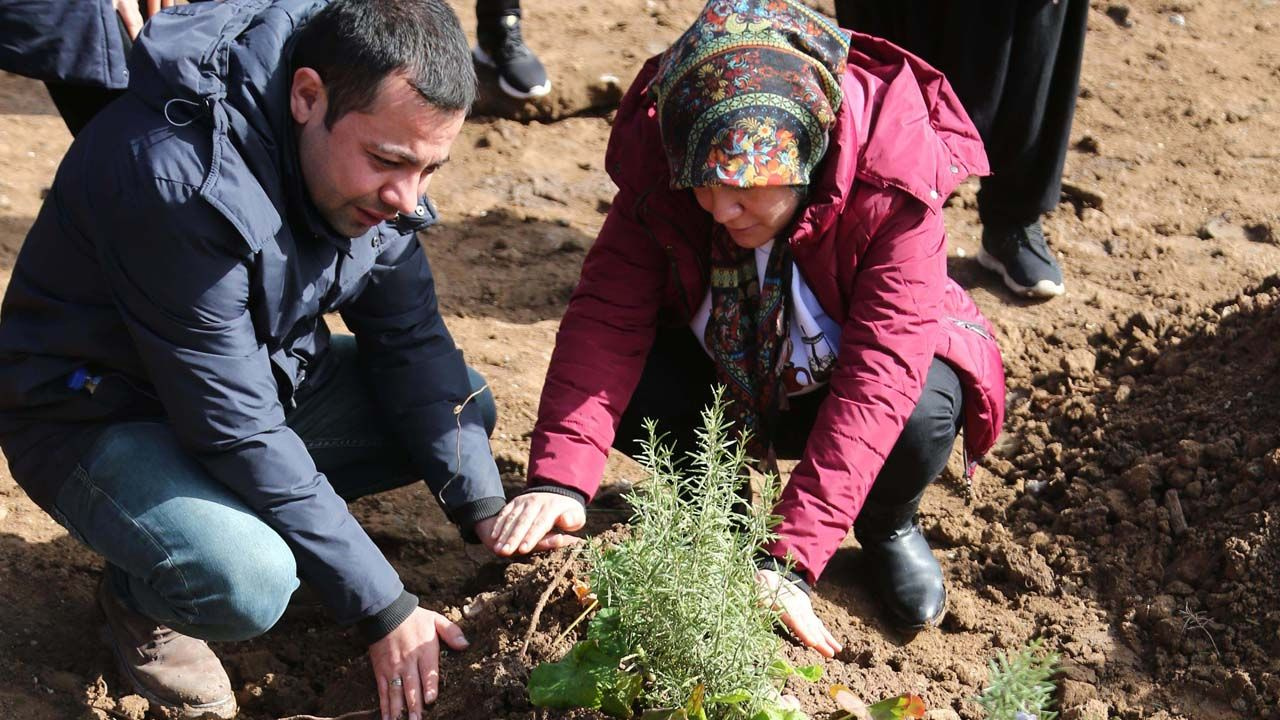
649,0,852,189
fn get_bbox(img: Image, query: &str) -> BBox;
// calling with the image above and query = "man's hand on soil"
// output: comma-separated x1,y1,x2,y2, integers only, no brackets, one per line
756,568,842,659
368,607,468,720
479,493,584,557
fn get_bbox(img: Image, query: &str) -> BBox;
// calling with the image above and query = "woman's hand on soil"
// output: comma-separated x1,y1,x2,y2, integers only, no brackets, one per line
368,607,468,720
756,569,842,658
481,492,585,556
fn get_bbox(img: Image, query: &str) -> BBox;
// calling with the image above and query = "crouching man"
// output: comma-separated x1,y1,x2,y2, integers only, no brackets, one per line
0,1,537,718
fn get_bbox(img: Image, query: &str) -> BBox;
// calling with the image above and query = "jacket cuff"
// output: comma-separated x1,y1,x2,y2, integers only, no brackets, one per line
756,554,812,595
449,496,507,544
520,484,588,506
358,590,419,645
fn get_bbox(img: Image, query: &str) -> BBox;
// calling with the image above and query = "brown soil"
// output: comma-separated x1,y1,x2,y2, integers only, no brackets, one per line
2,1,1279,719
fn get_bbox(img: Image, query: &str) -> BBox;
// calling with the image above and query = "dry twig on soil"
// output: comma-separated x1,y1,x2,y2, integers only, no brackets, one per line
521,543,585,658
276,710,378,720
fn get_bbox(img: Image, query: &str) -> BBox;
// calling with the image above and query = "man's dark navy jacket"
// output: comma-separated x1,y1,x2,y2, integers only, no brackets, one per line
0,0,505,636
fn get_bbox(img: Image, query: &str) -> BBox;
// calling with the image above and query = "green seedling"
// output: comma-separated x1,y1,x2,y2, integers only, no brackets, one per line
975,639,1060,720
528,389,820,719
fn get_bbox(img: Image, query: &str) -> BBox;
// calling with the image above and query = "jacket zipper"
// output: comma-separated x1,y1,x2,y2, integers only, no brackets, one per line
946,316,991,340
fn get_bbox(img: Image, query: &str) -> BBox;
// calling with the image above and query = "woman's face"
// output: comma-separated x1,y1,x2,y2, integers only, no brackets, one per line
693,185,803,249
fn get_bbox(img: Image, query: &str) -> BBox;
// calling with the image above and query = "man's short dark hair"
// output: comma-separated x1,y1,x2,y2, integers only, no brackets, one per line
291,0,476,127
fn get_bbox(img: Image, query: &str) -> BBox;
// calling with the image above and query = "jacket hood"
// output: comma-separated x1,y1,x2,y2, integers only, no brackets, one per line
609,30,989,246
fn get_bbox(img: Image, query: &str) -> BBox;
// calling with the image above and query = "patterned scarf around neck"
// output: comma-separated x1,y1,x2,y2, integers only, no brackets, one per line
704,227,794,463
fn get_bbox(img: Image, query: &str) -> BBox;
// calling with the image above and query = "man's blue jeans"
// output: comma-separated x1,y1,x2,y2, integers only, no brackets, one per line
48,335,495,642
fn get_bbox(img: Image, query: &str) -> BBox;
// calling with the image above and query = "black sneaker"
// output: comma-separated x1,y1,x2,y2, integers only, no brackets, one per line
977,218,1066,298
474,12,552,99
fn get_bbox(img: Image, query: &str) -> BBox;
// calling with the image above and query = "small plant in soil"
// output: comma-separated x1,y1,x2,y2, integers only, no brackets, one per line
528,390,819,719
975,638,1060,720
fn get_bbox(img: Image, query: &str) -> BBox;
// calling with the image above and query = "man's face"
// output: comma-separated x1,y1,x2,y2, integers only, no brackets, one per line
291,68,466,238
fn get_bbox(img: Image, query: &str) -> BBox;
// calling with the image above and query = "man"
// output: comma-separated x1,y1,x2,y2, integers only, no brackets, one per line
835,0,1086,300
0,1,560,718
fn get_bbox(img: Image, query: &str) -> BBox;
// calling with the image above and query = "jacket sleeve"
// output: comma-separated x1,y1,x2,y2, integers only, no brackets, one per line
766,193,947,584
526,187,669,500
339,231,505,532
0,0,129,87
97,178,410,637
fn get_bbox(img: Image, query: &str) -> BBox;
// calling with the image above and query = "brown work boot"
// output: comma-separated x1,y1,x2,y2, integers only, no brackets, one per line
97,579,237,719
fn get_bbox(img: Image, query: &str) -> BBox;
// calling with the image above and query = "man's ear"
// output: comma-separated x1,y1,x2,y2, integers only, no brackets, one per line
290,67,326,125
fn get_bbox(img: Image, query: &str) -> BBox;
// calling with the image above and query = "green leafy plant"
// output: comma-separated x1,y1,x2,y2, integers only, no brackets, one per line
975,639,1060,720
528,389,819,719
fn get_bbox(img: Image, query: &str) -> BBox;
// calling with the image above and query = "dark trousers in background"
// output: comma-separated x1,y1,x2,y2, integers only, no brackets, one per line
475,0,520,24
612,328,963,539
836,0,1088,226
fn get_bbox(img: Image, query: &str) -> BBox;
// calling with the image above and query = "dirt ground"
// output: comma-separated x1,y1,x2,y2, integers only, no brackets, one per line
1,0,1279,718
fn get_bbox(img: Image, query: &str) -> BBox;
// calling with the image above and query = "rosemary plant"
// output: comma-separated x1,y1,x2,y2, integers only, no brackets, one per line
529,389,812,719
976,639,1060,720
588,390,787,716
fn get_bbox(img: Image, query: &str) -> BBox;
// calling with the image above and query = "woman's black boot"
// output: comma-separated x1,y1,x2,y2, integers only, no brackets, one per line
855,499,947,630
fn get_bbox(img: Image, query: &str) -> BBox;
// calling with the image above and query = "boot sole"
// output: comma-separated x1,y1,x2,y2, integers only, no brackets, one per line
472,46,552,99
976,247,1066,298
99,624,238,719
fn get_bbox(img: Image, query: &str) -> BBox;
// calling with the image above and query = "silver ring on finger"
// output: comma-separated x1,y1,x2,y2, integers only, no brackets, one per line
390,676,404,687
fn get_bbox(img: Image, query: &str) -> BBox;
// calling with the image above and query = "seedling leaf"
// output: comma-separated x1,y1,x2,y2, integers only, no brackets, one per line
528,639,641,718
866,694,926,720
792,664,823,682
749,706,809,720
640,709,689,720
707,691,751,705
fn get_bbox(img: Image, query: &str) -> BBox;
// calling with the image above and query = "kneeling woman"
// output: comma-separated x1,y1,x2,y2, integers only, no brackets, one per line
488,0,1005,653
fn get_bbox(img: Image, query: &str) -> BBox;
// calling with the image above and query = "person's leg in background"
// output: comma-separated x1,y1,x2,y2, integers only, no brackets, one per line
42,83,126,137
975,0,1086,299
473,0,552,99
835,0,1080,299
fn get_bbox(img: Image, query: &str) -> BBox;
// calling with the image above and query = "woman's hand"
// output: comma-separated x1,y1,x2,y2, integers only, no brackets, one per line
756,568,842,658
367,607,469,720
478,492,585,556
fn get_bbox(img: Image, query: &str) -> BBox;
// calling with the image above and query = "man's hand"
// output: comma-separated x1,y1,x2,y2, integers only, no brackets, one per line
478,493,585,556
756,568,842,658
367,607,468,720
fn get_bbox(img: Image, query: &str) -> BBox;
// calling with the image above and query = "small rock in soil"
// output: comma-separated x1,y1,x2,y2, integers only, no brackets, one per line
1105,4,1133,27
1198,215,1247,242
1060,678,1099,707
116,694,149,720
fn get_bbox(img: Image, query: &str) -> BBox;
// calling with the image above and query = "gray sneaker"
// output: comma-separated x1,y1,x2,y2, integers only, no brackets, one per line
977,218,1066,298
98,580,237,719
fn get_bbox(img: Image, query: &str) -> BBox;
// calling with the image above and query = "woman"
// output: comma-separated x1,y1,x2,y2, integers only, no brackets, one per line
483,0,1005,654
